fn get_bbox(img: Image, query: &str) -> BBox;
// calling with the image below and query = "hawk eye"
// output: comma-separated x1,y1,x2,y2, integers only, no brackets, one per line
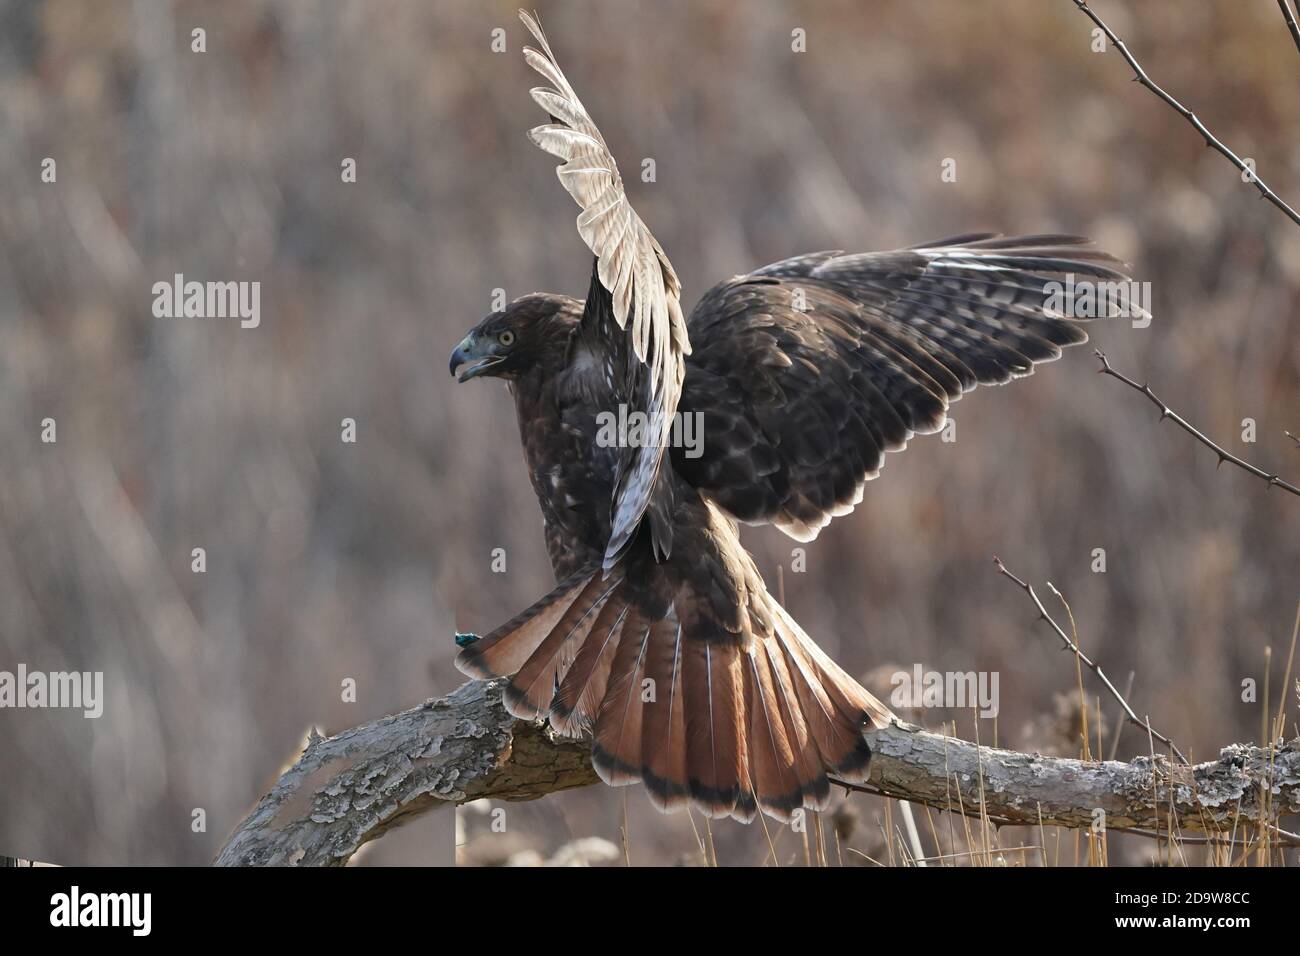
498,330,516,347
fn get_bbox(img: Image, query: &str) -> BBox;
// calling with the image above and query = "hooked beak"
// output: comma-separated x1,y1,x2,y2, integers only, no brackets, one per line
449,333,504,383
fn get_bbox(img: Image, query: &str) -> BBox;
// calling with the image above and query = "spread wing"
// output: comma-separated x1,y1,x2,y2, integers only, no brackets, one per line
520,10,691,569
674,234,1144,540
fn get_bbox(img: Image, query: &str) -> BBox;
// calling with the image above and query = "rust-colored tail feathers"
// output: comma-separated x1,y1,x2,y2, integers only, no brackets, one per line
455,569,892,822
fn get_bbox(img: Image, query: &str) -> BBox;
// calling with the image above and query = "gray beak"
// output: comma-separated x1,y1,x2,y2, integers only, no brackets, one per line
449,336,473,378
449,334,504,383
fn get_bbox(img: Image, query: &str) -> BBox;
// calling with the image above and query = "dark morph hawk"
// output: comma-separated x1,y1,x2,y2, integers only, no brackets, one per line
449,11,1136,822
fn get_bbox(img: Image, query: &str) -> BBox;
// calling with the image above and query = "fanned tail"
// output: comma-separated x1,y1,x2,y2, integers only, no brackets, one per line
454,566,892,823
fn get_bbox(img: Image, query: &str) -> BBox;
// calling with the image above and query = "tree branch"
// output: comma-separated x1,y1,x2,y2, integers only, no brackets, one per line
1279,0,1300,57
214,679,598,866
216,678,1300,865
993,555,1189,764
1095,349,1300,498
1070,0,1300,228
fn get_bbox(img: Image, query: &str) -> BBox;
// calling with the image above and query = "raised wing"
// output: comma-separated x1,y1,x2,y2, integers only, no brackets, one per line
520,10,690,569
674,234,1144,540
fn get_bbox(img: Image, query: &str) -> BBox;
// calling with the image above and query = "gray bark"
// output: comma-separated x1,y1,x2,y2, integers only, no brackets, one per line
867,723,1299,833
215,678,1299,865
215,680,596,866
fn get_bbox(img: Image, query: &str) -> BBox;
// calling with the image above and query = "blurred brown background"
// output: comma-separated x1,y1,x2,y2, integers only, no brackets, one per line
0,0,1296,866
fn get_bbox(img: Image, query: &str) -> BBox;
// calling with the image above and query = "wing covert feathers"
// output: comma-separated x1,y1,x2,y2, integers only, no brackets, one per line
679,234,1143,542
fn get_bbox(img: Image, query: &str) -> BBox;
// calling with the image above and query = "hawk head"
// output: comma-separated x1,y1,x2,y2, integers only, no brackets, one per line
449,293,580,383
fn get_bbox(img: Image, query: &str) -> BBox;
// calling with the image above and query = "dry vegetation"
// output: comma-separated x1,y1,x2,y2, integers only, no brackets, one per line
0,0,1297,866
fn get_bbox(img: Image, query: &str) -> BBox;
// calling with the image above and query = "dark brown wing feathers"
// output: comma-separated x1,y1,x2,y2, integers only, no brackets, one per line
677,234,1142,540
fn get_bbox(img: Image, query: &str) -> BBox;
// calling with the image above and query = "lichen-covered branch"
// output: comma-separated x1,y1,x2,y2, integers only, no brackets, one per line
863,726,1299,836
214,679,597,866
216,679,1299,865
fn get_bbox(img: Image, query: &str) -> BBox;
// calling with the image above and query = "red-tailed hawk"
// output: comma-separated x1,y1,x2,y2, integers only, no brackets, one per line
449,11,1137,821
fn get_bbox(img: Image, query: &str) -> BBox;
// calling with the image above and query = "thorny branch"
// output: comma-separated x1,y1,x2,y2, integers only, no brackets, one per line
1279,0,1300,57
1070,0,1300,228
1095,350,1300,498
992,555,1190,765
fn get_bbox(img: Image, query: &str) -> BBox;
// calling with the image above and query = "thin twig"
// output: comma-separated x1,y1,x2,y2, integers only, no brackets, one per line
1286,430,1300,448
914,844,1044,864
1095,349,1300,498
992,556,1189,764
1280,0,1300,56
1275,600,1300,738
1121,823,1300,848
1070,0,1300,228
1107,671,1136,761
